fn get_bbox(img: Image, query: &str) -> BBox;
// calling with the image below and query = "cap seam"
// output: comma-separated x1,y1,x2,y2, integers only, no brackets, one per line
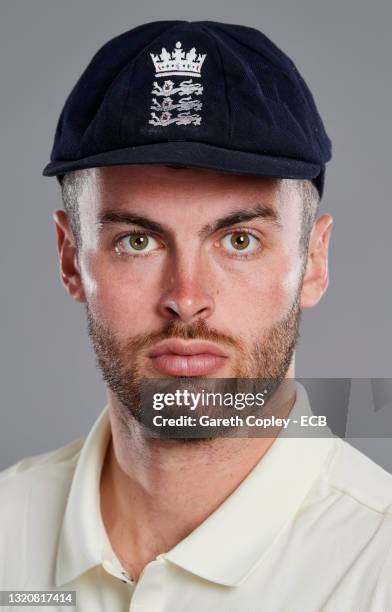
198,23,232,146
74,23,184,157
199,22,295,80
197,24,309,150
196,22,328,159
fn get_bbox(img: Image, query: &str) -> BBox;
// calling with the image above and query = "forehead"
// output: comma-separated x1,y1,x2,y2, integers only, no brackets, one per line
76,165,302,228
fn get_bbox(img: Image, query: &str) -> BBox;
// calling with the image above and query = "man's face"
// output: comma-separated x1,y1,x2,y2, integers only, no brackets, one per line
55,165,330,423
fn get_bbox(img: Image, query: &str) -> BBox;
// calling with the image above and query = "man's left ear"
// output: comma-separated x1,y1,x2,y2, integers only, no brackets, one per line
300,214,333,309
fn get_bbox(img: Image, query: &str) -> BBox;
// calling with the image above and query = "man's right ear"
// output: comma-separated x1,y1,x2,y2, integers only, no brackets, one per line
53,210,86,303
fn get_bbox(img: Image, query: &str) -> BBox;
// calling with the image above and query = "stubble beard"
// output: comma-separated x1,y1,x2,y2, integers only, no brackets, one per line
85,288,302,439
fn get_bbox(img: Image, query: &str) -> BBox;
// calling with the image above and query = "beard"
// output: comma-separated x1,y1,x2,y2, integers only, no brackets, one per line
85,286,302,440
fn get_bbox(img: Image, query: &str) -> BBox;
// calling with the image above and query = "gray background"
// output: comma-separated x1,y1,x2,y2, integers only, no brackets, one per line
1,0,391,470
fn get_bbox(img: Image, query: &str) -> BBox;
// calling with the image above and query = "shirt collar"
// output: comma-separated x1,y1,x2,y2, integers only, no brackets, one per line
55,407,114,587
162,382,335,585
56,382,335,588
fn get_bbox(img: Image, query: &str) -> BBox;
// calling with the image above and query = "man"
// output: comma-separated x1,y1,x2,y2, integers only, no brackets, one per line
1,20,391,611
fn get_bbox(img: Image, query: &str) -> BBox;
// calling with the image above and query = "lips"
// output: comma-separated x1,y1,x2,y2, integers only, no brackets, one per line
148,340,228,376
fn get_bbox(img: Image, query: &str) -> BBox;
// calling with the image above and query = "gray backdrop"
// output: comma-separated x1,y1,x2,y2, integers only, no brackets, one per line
1,0,391,469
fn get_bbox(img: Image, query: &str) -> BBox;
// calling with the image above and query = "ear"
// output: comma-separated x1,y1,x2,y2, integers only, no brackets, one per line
53,210,86,303
300,214,333,309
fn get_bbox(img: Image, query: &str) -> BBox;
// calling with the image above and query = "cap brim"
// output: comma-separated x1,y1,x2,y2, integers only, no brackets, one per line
42,141,321,181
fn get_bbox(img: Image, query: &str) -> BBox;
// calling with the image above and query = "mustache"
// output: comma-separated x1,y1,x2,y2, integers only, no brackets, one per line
122,318,243,354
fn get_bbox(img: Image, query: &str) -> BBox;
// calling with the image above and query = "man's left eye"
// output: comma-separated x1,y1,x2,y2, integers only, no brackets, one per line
115,233,159,254
221,231,260,254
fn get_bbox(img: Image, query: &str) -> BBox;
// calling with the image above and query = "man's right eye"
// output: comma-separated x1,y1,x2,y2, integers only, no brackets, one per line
115,233,160,255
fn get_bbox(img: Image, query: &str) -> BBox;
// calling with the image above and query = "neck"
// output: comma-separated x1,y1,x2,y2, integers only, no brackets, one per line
100,369,296,582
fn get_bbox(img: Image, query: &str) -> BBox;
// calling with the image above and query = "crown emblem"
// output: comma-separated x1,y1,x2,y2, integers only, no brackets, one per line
150,41,206,78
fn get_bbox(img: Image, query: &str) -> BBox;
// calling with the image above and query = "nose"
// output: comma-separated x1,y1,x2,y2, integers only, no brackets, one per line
157,253,216,324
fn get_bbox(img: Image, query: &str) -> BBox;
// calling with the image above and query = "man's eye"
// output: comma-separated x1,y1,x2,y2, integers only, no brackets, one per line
221,231,260,254
115,233,159,254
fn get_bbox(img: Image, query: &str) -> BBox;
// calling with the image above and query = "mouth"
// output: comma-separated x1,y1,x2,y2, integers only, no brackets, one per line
148,340,228,376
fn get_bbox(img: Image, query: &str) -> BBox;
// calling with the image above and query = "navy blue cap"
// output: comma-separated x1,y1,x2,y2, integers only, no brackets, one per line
42,20,332,196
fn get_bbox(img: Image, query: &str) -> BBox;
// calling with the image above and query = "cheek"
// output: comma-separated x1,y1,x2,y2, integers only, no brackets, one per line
265,254,303,309
79,254,157,331
215,253,302,329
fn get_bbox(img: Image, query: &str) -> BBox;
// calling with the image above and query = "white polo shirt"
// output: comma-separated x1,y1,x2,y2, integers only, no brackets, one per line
1,383,392,611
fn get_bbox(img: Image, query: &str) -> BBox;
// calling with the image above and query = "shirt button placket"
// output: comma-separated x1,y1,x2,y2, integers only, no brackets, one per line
129,558,167,612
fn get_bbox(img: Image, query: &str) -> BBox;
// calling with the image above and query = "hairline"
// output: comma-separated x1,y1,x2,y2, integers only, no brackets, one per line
60,168,320,256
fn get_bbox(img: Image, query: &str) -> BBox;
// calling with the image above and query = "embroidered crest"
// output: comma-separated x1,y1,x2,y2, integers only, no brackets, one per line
151,80,203,97
148,42,206,127
150,41,206,78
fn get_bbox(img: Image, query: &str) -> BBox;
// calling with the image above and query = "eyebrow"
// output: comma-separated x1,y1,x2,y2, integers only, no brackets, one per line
98,210,165,234
97,203,282,237
201,203,282,236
